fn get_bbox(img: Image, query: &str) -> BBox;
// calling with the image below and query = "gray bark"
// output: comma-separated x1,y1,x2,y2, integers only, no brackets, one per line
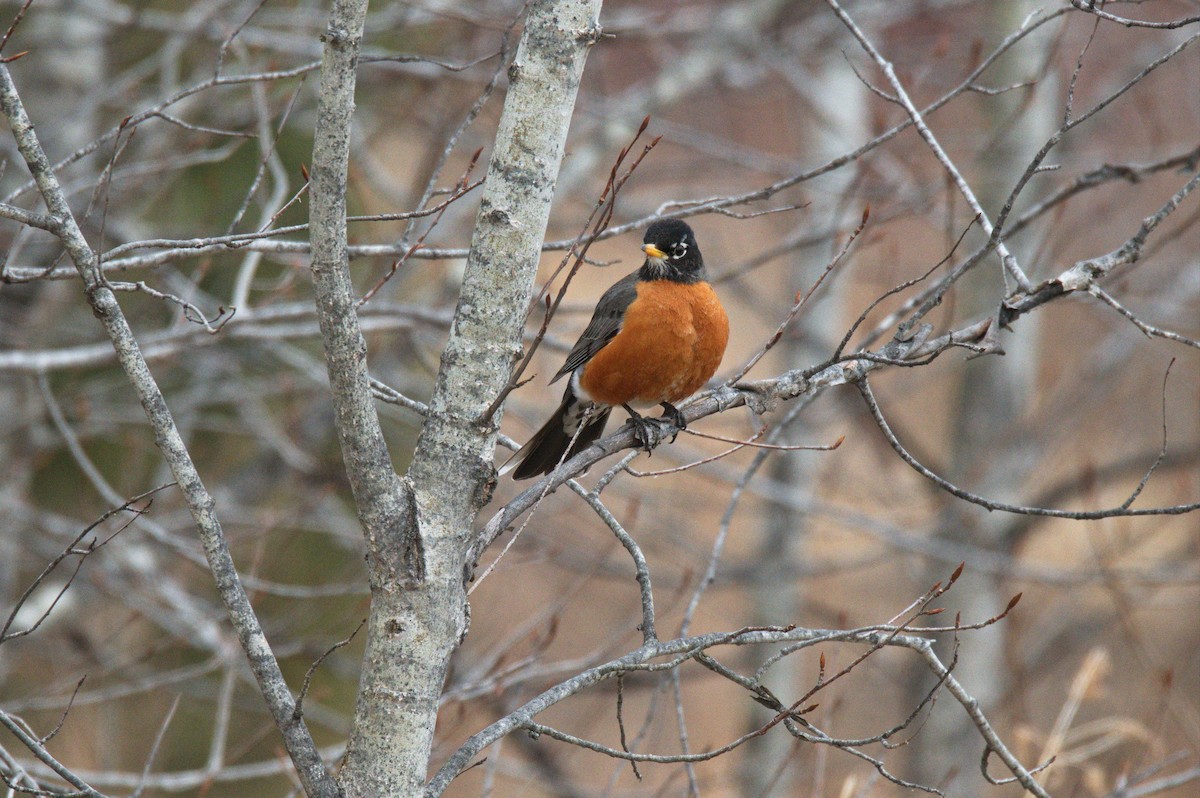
309,2,604,795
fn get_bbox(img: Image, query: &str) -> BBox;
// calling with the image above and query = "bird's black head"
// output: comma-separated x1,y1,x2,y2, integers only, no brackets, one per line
640,219,704,283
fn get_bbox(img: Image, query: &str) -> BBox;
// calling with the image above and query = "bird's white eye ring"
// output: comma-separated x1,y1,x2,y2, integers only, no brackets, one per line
670,241,688,259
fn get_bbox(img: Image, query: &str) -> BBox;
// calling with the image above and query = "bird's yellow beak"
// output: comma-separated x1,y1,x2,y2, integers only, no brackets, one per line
642,243,667,259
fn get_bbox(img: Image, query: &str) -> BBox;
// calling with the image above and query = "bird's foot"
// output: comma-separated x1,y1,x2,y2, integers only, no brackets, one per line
657,402,687,443
621,405,664,453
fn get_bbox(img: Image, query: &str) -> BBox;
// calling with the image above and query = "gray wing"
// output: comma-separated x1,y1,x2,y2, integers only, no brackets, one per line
550,271,640,384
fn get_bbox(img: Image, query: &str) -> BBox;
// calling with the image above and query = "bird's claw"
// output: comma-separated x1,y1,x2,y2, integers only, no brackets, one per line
658,402,687,442
626,413,662,452
622,402,689,453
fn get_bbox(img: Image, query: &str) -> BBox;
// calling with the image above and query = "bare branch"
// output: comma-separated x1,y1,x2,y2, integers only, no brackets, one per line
856,376,1198,519
1,485,166,644
0,706,110,798
1069,1,1200,30
1000,167,1200,326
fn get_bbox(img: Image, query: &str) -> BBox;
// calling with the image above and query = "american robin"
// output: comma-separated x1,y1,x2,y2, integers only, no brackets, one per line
502,219,729,480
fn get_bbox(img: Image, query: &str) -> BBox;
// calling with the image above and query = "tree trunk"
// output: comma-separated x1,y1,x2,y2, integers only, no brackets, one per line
314,2,604,795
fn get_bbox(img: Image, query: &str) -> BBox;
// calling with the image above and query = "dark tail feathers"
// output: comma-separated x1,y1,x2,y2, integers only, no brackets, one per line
503,394,611,480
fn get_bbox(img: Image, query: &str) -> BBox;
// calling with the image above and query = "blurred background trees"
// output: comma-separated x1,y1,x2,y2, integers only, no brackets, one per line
0,0,1197,796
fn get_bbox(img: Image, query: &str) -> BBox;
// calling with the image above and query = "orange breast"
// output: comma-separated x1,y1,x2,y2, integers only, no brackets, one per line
579,280,729,407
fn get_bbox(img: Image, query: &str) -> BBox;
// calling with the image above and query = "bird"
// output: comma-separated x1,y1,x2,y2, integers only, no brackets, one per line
502,219,729,480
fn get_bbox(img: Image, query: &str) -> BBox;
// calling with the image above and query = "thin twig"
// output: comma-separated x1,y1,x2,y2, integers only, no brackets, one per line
856,375,1199,519
1,485,169,643
294,618,367,720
